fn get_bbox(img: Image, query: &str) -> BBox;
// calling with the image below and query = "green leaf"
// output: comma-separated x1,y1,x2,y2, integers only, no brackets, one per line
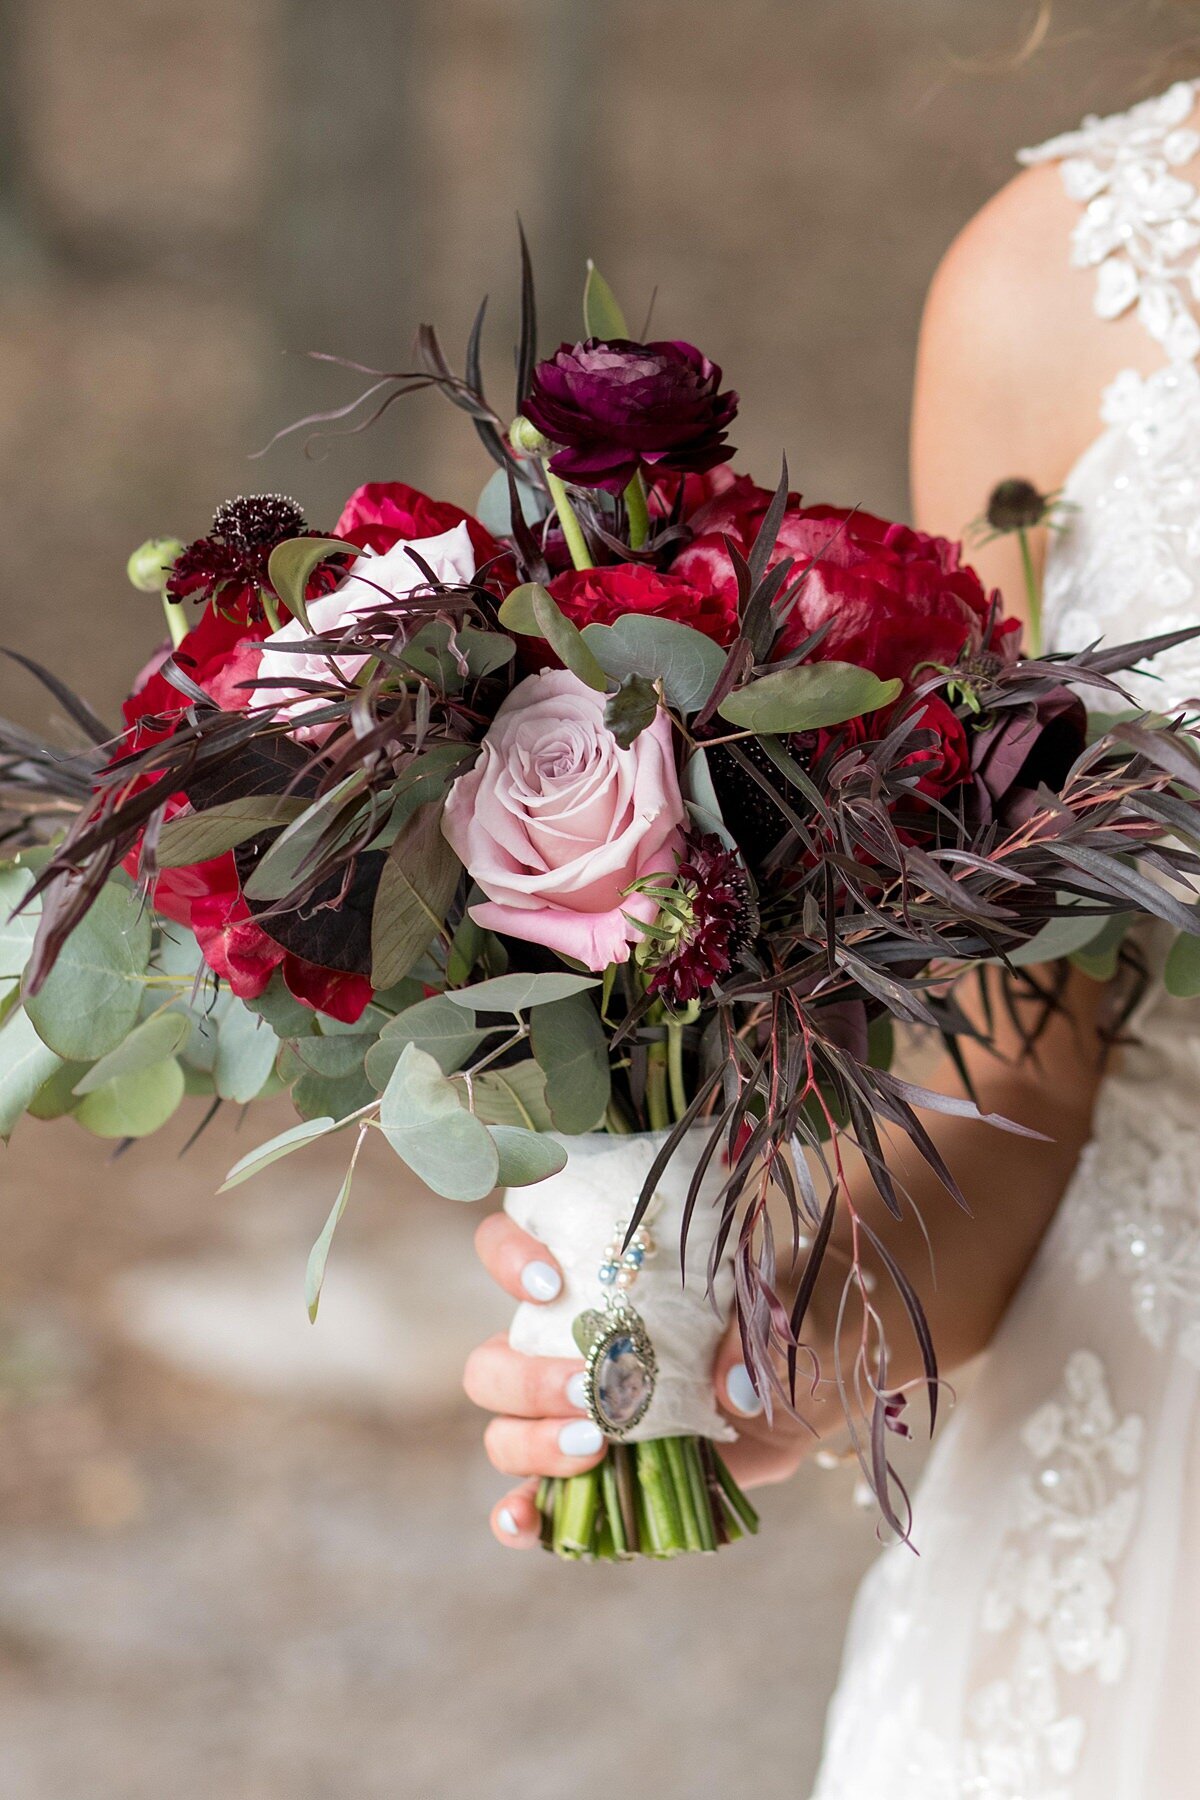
582,616,728,713
0,1010,63,1138
365,995,492,1089
74,1058,185,1139
717,664,902,733
370,803,461,989
73,1012,191,1094
475,467,546,537
291,1065,377,1123
497,584,608,692
155,798,308,867
604,674,659,749
444,972,598,1013
266,536,355,633
398,620,514,686
530,992,610,1133
488,1126,568,1187
1071,912,1133,982
27,1059,90,1120
0,864,39,980
243,975,321,1037
582,261,629,340
24,881,152,1060
213,1003,280,1103
1166,929,1200,997
305,1157,358,1322
379,1043,499,1200
220,1116,341,1190
366,746,477,850
243,776,365,902
1008,907,1114,968
279,1033,374,1082
468,1061,555,1130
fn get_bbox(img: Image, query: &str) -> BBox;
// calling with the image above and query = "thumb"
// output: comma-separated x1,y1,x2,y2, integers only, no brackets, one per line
713,1315,765,1421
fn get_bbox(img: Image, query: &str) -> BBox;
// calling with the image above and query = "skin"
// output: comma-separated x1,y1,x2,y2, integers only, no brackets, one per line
466,147,1188,1548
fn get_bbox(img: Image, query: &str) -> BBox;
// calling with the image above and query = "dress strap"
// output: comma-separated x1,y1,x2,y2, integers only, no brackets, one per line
1019,79,1200,365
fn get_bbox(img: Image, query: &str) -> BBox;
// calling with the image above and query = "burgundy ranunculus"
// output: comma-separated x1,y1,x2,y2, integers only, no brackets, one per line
676,498,1017,684
547,563,739,646
118,605,372,1023
334,481,510,579
972,685,1087,828
523,338,739,494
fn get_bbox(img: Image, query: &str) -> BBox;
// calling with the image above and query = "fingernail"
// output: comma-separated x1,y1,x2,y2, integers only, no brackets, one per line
497,1507,520,1537
565,1370,589,1412
521,1260,562,1302
558,1419,603,1458
726,1363,763,1417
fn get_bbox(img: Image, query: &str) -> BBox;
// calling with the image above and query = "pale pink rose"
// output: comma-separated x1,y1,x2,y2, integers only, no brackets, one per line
249,522,477,740
442,668,686,971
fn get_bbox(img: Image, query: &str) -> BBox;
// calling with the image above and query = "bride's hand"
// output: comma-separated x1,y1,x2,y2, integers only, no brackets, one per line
465,1213,812,1550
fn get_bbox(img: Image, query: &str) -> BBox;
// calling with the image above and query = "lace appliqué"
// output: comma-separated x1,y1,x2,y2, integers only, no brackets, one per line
1020,79,1200,365
1063,1103,1200,1366
958,1352,1143,1800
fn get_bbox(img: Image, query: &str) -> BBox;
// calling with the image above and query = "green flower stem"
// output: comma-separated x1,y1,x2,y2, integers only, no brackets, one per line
556,1466,600,1556
714,1449,761,1536
624,471,650,551
683,1436,719,1552
543,465,594,571
666,1018,687,1123
1018,527,1042,658
612,1442,640,1553
600,1455,628,1557
535,1438,757,1561
637,1438,685,1555
664,1436,705,1552
160,593,188,650
645,1041,670,1130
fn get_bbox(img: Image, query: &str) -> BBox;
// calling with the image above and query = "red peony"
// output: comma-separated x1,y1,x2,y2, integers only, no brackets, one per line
674,493,1017,684
334,481,512,584
547,562,739,646
118,606,371,1023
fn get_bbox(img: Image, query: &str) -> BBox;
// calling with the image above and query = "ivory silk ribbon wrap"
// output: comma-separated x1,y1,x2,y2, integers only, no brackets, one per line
503,1128,737,1444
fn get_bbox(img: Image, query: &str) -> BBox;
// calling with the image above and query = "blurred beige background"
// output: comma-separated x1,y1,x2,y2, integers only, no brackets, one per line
0,3,1193,1797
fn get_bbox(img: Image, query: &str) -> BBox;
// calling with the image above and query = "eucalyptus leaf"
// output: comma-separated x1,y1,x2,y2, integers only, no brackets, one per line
243,776,365,902
398,620,514,686
444,972,598,1014
1008,907,1114,968
220,1116,341,1190
370,804,461,989
365,995,492,1089
379,1043,499,1200
604,675,659,749
498,584,608,692
156,798,308,868
367,746,477,850
244,975,321,1037
213,1002,280,1103
1071,912,1133,982
291,1066,377,1123
530,992,610,1132
717,664,902,733
73,1012,191,1094
0,1010,63,1138
266,536,355,633
28,1059,90,1120
582,261,629,339
74,1058,185,1139
279,1033,374,1081
489,1126,568,1187
476,467,547,536
24,881,152,1060
582,616,728,713
467,1062,555,1130
1166,929,1200,997
0,864,39,980
305,1158,357,1322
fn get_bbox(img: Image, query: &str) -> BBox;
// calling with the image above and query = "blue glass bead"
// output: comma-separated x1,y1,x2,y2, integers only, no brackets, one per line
623,1245,645,1268
598,1261,619,1285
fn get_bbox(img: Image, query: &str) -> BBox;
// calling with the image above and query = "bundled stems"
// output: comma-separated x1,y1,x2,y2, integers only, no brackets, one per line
536,1437,758,1562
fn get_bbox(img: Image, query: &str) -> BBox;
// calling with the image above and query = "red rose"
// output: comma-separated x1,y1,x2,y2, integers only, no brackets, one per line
118,607,371,1023
675,499,1017,684
897,695,972,800
547,563,739,647
334,481,512,585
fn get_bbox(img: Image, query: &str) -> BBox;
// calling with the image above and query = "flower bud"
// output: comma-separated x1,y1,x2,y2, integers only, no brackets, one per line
509,415,550,456
985,478,1048,533
127,537,184,594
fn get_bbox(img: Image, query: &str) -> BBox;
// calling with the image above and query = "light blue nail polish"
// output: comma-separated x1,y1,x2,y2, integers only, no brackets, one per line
558,1419,603,1458
565,1371,589,1412
497,1507,520,1536
521,1260,562,1302
726,1363,764,1417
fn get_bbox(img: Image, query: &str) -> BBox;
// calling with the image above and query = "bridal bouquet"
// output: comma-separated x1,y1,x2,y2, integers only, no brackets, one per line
5,252,1200,1559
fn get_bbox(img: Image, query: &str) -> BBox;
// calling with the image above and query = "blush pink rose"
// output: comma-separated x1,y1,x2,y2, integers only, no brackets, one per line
441,669,686,971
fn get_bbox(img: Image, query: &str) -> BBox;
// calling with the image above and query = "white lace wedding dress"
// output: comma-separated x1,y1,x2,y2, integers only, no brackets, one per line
810,81,1200,1800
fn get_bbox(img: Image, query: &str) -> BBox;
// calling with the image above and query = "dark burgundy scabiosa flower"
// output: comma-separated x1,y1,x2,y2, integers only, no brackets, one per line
167,493,340,621
523,338,739,494
637,833,757,1006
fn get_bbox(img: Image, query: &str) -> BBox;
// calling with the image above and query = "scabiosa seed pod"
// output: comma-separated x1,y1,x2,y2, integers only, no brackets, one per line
523,338,739,494
166,494,340,621
985,477,1051,533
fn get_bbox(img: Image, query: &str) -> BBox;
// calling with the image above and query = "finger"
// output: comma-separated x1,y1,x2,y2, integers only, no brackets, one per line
464,1334,587,1419
474,1212,563,1305
712,1316,766,1423
719,1429,805,1491
491,1479,541,1549
483,1414,606,1479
